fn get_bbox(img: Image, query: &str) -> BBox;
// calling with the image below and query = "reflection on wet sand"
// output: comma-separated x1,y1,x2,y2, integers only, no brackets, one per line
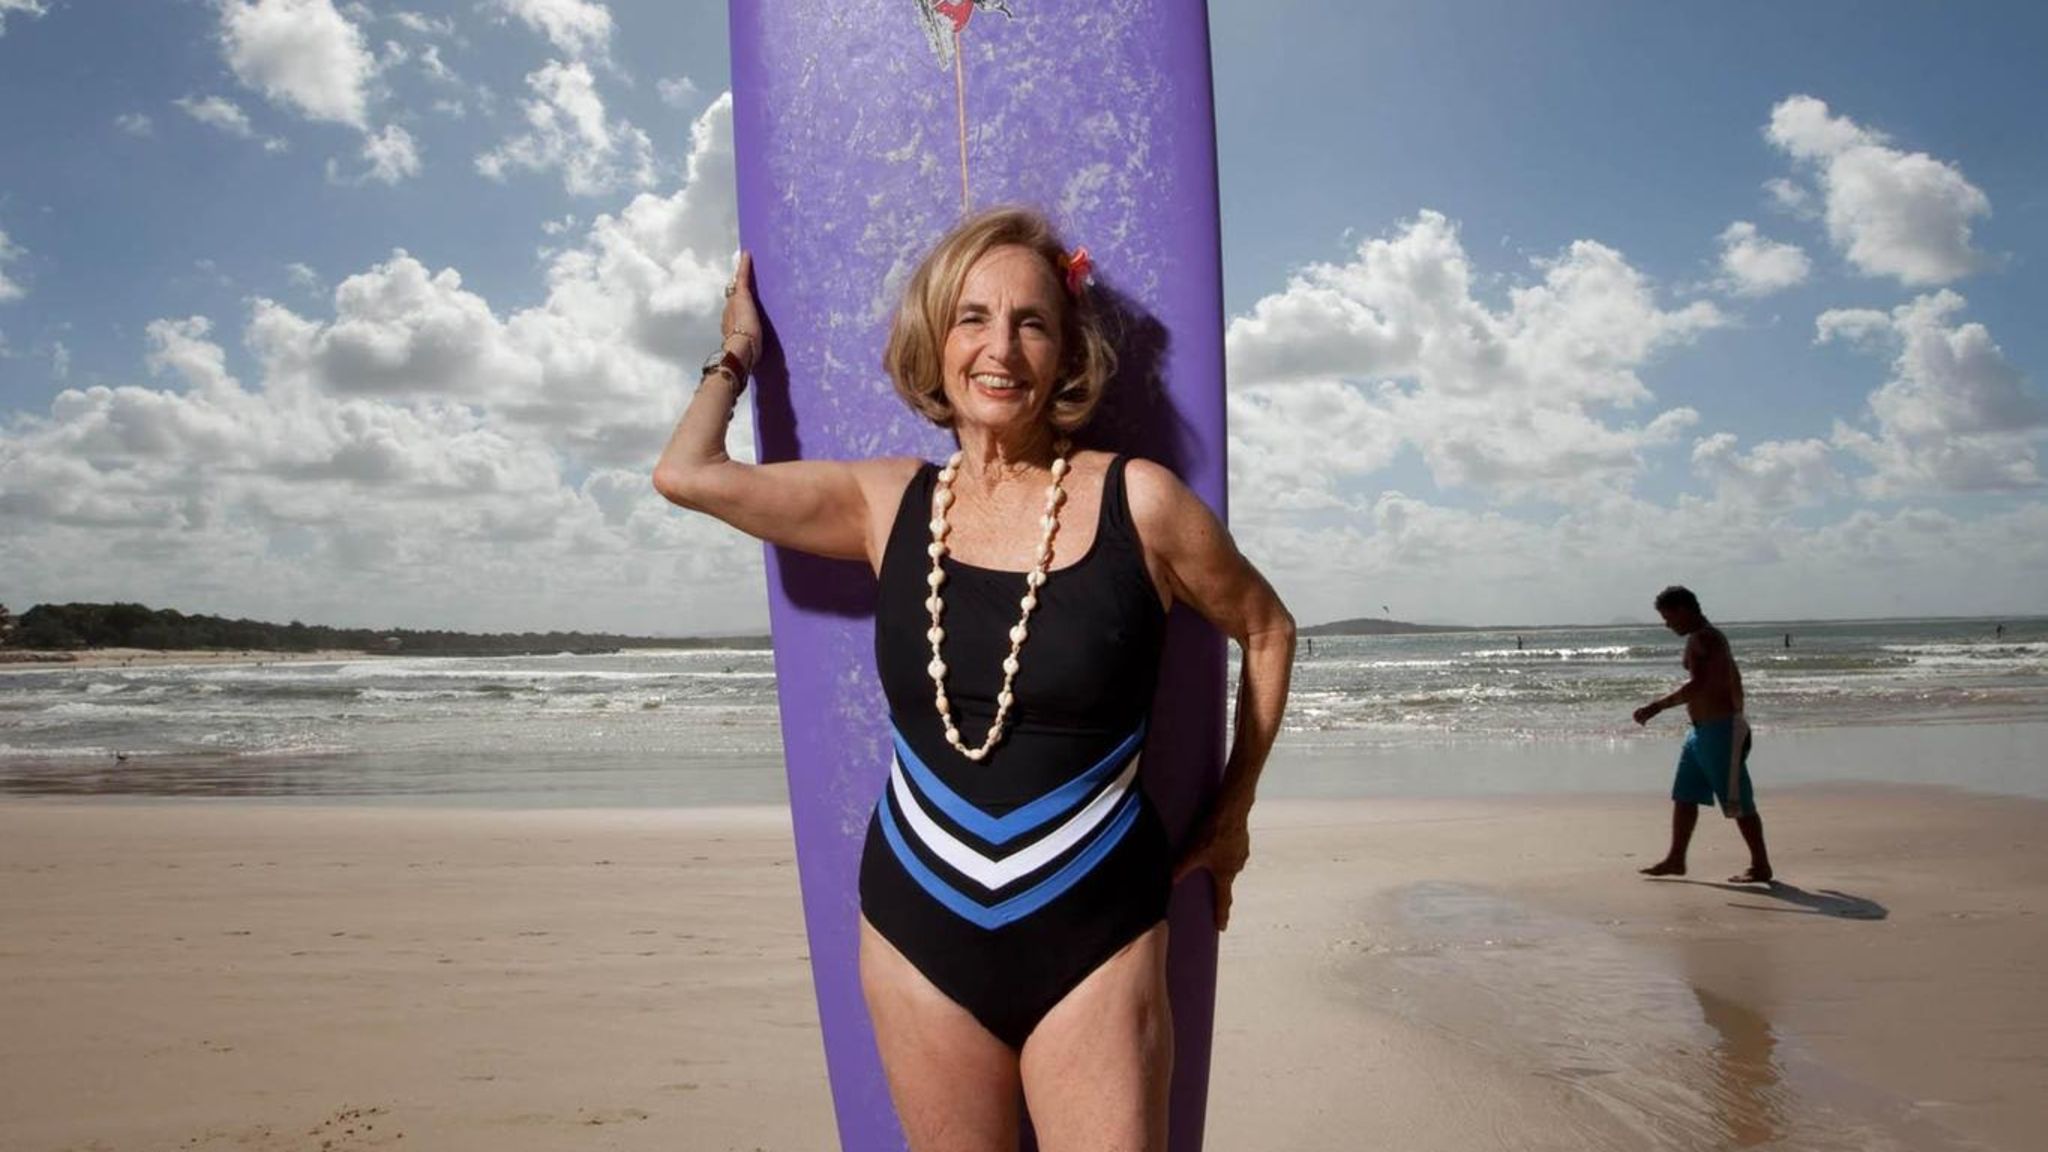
1692,984,1785,1147
0,751,378,799
1342,882,1981,1150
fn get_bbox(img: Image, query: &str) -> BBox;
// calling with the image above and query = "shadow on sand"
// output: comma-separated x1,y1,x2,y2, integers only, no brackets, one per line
1665,879,1890,921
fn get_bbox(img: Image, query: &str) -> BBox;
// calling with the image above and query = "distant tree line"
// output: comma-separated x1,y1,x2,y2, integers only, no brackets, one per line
0,602,767,655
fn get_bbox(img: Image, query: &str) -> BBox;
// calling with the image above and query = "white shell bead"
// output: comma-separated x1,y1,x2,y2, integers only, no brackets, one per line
925,441,1072,763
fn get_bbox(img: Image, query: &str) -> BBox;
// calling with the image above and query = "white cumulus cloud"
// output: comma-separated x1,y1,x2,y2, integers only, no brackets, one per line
175,94,289,152
177,94,259,135
657,75,700,108
218,0,378,129
286,262,324,294
358,122,421,183
1820,291,2047,495
1764,177,1811,215
0,0,48,36
0,95,754,633
1226,211,1722,509
476,58,655,196
493,0,613,60
1691,433,1844,508
1766,94,1991,286
391,11,455,38
1716,221,1810,296
0,228,25,302
417,42,456,83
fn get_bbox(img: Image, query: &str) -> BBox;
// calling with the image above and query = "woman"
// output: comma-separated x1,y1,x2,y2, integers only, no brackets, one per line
653,207,1293,1151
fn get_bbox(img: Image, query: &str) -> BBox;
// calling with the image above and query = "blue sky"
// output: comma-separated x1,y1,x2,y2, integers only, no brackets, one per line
1,0,2044,632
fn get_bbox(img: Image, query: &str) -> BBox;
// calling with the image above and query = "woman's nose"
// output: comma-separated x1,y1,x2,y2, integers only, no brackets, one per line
985,319,1016,360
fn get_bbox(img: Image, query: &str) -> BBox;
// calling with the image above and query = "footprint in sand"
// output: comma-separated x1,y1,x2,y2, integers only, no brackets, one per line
176,1104,401,1150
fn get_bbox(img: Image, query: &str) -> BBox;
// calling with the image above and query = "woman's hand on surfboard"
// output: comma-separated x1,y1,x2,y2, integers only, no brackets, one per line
1174,814,1251,930
721,251,762,371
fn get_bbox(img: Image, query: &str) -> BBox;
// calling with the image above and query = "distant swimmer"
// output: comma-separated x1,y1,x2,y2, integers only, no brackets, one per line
1784,632,1792,649
1996,623,2005,639
1515,635,1523,651
1632,585,1775,885
1303,637,1313,657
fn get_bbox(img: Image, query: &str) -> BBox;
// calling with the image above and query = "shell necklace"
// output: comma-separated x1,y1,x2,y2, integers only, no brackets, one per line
925,438,1072,762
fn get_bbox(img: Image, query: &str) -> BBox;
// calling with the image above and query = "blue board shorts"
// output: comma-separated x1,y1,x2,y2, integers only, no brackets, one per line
1673,715,1757,816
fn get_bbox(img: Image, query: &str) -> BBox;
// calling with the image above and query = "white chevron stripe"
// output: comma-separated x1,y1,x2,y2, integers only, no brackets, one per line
889,752,1140,891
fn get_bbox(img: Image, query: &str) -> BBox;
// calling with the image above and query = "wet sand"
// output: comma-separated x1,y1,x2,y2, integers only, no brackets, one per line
1,787,2041,1150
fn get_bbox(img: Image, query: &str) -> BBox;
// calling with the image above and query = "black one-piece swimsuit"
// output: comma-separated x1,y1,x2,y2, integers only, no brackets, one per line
859,455,1170,1049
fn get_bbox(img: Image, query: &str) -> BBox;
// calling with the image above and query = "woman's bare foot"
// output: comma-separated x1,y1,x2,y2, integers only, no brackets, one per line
1638,859,1686,877
1727,866,1774,884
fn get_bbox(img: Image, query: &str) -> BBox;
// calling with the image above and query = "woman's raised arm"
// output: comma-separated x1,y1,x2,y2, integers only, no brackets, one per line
653,251,914,567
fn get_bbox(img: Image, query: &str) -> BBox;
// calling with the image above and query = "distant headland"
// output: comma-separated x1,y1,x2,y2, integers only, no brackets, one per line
0,601,769,663
1300,616,1473,637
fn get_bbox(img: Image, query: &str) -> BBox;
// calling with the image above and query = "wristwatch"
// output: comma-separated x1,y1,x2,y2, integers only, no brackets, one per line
701,346,748,386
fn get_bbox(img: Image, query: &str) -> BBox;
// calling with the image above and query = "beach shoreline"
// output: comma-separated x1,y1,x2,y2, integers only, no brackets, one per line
3,786,2040,1150
0,647,371,669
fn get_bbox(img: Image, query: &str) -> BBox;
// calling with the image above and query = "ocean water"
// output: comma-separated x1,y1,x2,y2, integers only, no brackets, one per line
0,648,783,805
2,617,2042,805
1286,616,2048,744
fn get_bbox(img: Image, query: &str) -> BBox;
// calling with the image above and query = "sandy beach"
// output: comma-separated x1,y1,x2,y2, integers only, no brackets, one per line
2,787,2041,1151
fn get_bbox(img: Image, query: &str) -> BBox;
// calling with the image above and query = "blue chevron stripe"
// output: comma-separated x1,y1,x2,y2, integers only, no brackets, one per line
891,722,1144,847
878,786,1141,930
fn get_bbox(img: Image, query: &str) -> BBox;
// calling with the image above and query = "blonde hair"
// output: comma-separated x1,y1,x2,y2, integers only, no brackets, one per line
883,206,1117,434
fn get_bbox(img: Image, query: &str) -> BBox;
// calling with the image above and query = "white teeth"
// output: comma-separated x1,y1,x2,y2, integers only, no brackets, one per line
971,374,1021,391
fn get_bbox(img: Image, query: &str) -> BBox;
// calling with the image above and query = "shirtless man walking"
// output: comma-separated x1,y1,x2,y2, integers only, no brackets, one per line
1632,585,1775,884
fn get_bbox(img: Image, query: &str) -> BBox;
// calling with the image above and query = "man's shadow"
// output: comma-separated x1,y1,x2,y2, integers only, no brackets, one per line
1673,879,1889,921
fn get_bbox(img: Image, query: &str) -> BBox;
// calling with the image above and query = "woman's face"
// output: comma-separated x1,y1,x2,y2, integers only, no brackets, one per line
940,244,1065,441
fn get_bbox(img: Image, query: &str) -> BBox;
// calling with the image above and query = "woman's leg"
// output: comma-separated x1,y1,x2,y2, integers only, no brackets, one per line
1017,923,1173,1152
859,917,1023,1152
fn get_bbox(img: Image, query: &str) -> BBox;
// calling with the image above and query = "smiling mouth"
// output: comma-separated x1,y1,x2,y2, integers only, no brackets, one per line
970,373,1028,396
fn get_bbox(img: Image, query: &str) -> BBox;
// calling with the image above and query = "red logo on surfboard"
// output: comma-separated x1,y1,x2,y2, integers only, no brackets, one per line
914,0,1016,210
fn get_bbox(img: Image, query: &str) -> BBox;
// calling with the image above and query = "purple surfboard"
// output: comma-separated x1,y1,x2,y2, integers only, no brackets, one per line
729,2,1226,1147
